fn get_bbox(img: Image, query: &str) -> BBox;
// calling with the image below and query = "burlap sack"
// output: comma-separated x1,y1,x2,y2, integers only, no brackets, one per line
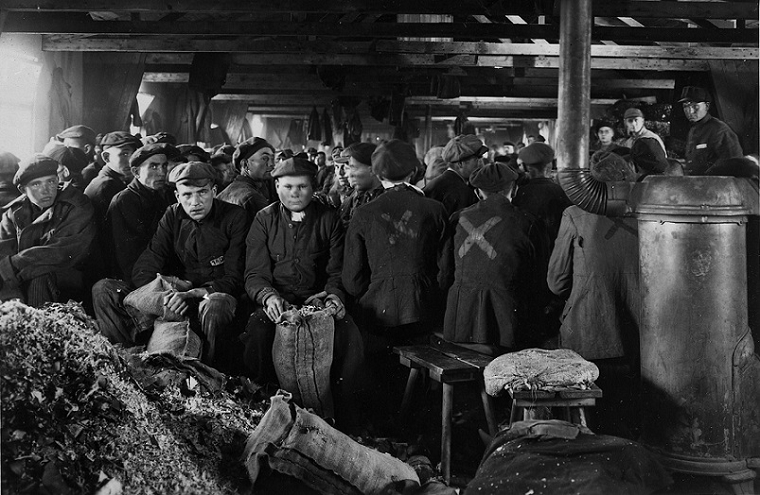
124,274,192,321
484,348,599,396
244,391,419,495
272,306,334,418
146,318,202,359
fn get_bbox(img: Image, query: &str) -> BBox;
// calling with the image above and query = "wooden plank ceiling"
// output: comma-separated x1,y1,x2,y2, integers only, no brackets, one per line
2,0,758,122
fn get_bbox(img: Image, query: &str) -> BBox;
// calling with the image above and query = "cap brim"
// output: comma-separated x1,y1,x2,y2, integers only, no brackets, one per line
333,156,350,163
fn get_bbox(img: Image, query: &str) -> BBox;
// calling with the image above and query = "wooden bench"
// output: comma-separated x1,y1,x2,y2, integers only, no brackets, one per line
508,384,603,427
393,337,498,483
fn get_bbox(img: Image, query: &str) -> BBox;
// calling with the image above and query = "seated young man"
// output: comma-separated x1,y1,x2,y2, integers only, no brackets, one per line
0,154,95,306
241,157,365,428
92,162,247,365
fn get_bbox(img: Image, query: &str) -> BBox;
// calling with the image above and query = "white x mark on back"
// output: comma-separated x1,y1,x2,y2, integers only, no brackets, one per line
458,216,502,260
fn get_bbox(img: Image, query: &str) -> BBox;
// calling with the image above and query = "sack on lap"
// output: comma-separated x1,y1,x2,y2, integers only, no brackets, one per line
125,274,192,321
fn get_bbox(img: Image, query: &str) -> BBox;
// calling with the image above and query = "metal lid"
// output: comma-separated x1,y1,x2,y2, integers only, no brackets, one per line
633,176,751,221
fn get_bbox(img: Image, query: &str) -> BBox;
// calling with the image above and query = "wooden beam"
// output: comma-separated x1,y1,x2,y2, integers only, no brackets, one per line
8,16,757,43
592,1,757,20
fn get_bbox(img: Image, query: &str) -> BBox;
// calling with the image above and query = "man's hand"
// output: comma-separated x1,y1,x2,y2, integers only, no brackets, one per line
324,294,346,320
304,291,328,307
264,294,287,322
163,288,207,316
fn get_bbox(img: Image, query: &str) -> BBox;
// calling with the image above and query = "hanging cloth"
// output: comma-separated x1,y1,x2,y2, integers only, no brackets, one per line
307,106,321,141
321,108,333,146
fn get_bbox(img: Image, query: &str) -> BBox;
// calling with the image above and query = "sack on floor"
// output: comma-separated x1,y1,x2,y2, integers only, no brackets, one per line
124,274,192,321
147,318,202,359
243,391,420,495
484,348,599,396
273,306,335,418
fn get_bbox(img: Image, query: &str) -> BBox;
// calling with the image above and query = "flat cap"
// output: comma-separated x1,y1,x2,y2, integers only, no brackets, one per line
518,142,555,167
130,143,181,168
330,146,344,160
0,151,20,176
623,108,644,120
100,131,142,150
210,153,232,167
233,137,274,169
168,161,218,184
631,138,668,175
177,144,210,163
337,142,377,166
14,154,60,186
143,132,177,146
442,134,488,164
469,162,519,192
44,142,89,174
56,125,97,144
371,139,418,181
271,157,318,178
678,86,711,104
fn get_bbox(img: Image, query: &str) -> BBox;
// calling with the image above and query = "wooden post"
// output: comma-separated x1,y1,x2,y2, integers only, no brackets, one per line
441,383,453,483
424,104,433,152
556,0,592,171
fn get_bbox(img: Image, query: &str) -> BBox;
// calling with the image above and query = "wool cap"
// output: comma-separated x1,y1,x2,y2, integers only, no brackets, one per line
469,162,519,192
143,132,178,146
56,125,97,145
623,108,644,120
233,137,275,169
631,138,668,174
595,120,616,134
169,161,218,184
100,131,142,150
338,142,377,166
371,139,418,181
330,146,344,161
678,86,711,104
0,151,20,176
590,151,634,182
518,142,555,167
442,135,488,164
44,142,89,174
210,153,232,167
130,143,181,168
177,144,210,163
14,154,60,186
271,157,318,178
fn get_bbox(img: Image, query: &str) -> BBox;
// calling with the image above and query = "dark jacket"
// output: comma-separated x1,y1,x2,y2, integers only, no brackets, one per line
0,185,95,290
338,185,384,229
440,194,542,348
512,177,572,250
107,178,175,285
0,183,20,209
217,175,274,221
84,166,130,220
245,199,345,305
424,169,478,217
132,199,247,296
343,184,448,327
685,114,743,176
547,206,640,360
80,162,102,188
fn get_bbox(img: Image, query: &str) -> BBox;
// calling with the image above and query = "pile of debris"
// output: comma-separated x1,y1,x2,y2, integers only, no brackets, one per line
0,301,266,494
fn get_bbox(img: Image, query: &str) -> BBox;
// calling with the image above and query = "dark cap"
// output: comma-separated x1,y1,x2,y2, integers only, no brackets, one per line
0,151,20,176
330,146,344,160
210,153,232,167
130,143,181,169
100,131,142,150
233,137,275,169
56,125,97,145
442,135,488,164
595,120,616,134
518,142,555,167
143,132,177,146
371,140,418,181
469,162,519,192
338,142,377,166
678,86,711,104
14,154,60,186
590,151,634,182
307,147,318,154
623,108,644,120
177,144,210,163
631,138,668,175
168,161,218,184
44,142,89,174
271,157,318,178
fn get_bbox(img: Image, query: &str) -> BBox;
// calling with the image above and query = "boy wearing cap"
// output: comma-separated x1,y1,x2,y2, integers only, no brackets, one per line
43,141,89,191
336,142,383,228
440,162,545,352
0,151,21,207
93,162,247,364
217,137,276,220
424,134,486,216
0,154,95,306
55,125,97,163
85,131,143,216
242,157,365,427
679,86,743,176
620,108,666,152
105,143,180,283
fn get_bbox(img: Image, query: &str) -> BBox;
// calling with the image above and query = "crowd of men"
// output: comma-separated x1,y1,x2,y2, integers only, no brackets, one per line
0,85,757,434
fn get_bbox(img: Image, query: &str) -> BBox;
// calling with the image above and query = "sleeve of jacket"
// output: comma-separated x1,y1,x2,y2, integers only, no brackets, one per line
547,208,576,299
108,194,141,283
716,124,743,160
0,197,95,287
132,208,177,289
438,210,459,291
341,209,370,298
0,210,19,255
323,209,346,302
205,206,248,295
245,210,277,304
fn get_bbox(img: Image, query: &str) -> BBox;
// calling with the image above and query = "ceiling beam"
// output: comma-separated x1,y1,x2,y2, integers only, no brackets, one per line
7,16,757,43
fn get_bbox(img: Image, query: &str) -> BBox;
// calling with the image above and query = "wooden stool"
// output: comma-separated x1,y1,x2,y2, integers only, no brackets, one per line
394,339,497,483
508,384,603,427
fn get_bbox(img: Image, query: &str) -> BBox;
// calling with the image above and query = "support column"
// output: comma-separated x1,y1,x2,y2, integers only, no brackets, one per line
556,0,592,171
